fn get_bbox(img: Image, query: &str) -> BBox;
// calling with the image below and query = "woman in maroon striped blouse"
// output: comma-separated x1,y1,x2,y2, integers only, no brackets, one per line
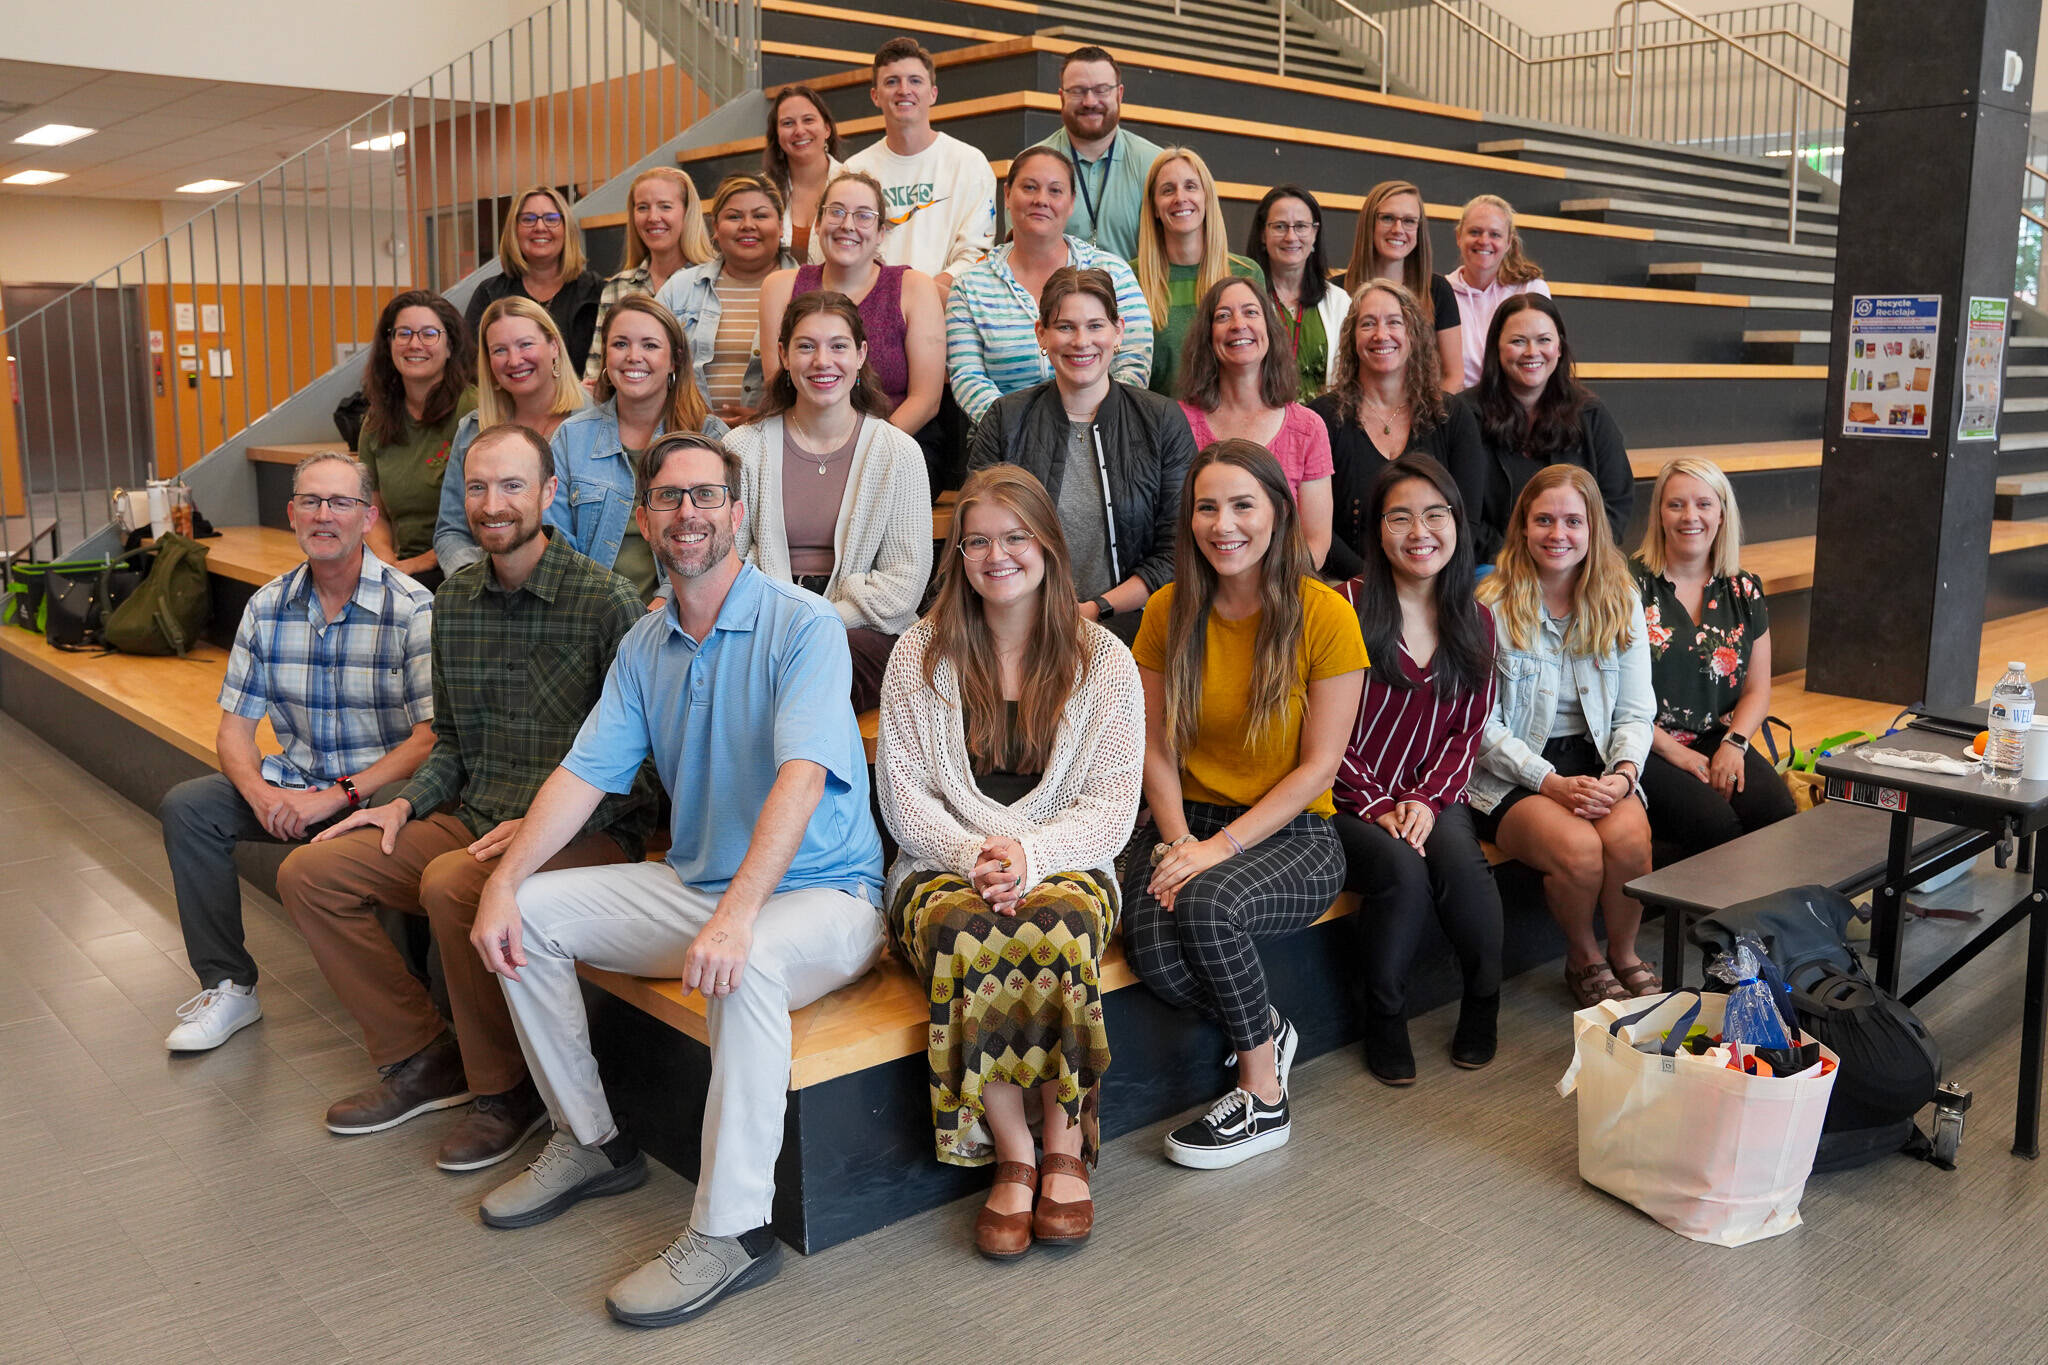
1334,453,1503,1085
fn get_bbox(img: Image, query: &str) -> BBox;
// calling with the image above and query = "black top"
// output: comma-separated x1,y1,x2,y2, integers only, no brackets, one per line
1460,391,1634,565
463,267,606,379
1309,391,1487,581
971,701,1043,807
1631,558,1771,741
1423,273,1458,333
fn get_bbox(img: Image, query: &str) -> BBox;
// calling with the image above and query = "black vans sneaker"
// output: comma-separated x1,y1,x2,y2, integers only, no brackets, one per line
1163,1087,1291,1169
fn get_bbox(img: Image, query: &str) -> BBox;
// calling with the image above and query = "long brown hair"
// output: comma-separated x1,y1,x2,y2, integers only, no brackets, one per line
621,167,713,271
1329,280,1447,431
751,290,888,422
362,290,471,446
1345,180,1436,325
1477,462,1635,657
1163,440,1314,756
1473,293,1587,459
592,294,709,434
924,465,1088,771
1177,276,1297,411
761,86,844,196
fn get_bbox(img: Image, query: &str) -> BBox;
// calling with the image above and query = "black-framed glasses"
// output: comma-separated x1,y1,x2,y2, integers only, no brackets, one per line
517,211,565,227
1381,507,1453,534
820,205,881,227
959,529,1037,561
1375,213,1422,231
390,326,444,342
291,494,369,514
643,483,732,511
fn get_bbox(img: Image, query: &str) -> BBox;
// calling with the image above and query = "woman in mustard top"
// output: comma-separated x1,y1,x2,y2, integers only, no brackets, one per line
1125,438,1367,1172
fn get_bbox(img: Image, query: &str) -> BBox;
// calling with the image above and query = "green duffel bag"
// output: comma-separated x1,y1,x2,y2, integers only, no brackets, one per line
103,533,212,656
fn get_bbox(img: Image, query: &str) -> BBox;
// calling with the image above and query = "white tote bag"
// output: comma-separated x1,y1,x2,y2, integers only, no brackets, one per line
1556,989,1838,1247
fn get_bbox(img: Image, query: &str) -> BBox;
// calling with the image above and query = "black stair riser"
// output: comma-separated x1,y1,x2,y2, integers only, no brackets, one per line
1994,491,2048,520
1742,341,1830,366
1595,375,1820,447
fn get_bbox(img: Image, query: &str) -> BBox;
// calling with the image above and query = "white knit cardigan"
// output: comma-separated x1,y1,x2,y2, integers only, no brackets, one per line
875,617,1146,911
727,414,933,634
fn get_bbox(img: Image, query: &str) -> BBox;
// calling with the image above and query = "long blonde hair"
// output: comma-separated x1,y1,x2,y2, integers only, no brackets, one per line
1637,457,1744,580
1135,147,1233,330
622,168,714,271
496,186,587,279
1345,180,1437,325
1456,193,1542,286
1163,440,1314,756
1478,463,1634,657
475,296,587,426
591,294,710,435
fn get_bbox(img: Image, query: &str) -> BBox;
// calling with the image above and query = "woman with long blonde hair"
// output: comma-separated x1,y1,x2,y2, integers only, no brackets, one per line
1124,439,1366,1171
876,464,1144,1259
1471,463,1657,1008
1443,192,1550,388
580,168,715,382
1133,147,1265,397
1343,179,1463,391
463,185,605,377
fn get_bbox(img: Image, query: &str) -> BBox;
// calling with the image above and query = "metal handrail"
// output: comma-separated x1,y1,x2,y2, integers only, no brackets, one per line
1612,0,1843,110
1287,0,1388,93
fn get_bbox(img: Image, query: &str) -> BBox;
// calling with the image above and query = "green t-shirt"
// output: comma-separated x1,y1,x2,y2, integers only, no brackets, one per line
1278,299,1330,403
612,446,661,602
359,387,478,558
1146,255,1267,398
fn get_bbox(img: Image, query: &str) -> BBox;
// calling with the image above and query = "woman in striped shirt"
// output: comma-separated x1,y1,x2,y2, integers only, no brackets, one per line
1334,453,1502,1084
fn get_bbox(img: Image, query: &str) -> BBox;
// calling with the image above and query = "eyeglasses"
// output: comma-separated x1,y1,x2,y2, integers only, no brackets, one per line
291,494,369,514
1060,83,1117,101
1375,213,1422,232
1381,507,1454,534
1267,221,1317,238
820,205,881,227
517,211,565,227
959,529,1038,561
390,326,444,343
642,483,732,511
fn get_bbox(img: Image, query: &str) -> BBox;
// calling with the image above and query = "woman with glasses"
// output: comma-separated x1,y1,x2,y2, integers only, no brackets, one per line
1244,185,1348,401
1343,180,1462,393
656,174,799,426
946,147,1152,424
729,291,932,710
875,463,1144,1259
580,168,715,384
464,186,605,379
1333,454,1501,1084
758,170,944,447
357,290,475,589
761,85,845,259
967,267,1196,644
1134,147,1265,398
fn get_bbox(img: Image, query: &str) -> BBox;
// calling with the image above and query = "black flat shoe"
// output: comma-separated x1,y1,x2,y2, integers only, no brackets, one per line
1451,992,1499,1070
1363,1011,1416,1086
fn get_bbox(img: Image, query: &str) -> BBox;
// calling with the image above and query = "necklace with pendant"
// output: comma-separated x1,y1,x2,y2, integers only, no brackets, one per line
1362,400,1408,437
790,416,856,475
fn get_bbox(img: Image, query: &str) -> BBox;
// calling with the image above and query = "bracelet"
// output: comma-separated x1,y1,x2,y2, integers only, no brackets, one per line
337,775,361,809
1220,827,1245,855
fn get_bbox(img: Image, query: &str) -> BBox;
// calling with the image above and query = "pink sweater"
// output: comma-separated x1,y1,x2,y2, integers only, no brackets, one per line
1444,269,1553,388
1177,401,1334,502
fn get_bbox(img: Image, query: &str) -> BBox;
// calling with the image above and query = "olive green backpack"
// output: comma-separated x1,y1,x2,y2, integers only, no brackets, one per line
103,533,212,656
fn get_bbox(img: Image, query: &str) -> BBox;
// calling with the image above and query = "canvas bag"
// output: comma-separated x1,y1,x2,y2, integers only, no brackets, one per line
103,532,212,656
1557,989,1838,1247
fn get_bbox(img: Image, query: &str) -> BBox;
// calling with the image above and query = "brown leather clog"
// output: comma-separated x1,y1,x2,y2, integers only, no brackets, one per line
1031,1152,1094,1247
974,1160,1037,1260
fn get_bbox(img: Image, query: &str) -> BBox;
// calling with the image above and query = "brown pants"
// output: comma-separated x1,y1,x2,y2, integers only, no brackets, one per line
276,812,629,1094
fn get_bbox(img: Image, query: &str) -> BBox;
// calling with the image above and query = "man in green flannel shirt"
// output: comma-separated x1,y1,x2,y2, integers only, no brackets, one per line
277,422,658,1174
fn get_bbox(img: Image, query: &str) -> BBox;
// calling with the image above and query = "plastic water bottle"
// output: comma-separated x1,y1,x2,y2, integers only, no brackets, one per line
1987,661,2035,772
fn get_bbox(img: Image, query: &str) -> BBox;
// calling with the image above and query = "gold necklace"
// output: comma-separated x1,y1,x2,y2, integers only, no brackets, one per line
1360,398,1409,438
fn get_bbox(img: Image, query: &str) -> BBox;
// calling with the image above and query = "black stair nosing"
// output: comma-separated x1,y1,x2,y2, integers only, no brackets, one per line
1475,137,1830,198
1561,198,1839,238
1479,112,1823,177
1034,2,1350,53
1029,23,1359,78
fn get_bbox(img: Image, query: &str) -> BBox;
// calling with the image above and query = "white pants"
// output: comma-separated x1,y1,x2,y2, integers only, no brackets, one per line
501,860,885,1236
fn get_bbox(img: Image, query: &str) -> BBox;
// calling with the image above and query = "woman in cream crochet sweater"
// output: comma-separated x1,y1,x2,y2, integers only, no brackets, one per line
875,464,1144,1261
729,289,932,709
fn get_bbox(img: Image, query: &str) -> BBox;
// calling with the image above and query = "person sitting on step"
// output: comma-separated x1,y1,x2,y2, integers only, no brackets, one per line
580,167,716,384
1441,192,1549,391
355,288,476,592
1133,145,1265,398
1342,179,1462,393
1243,184,1350,402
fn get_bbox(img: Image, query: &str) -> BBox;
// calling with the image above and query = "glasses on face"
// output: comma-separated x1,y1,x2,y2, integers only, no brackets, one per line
390,326,443,343
820,204,881,227
517,211,564,227
1376,213,1422,232
959,529,1037,561
642,483,731,511
292,494,368,515
1060,83,1116,101
1267,220,1316,239
1382,507,1453,534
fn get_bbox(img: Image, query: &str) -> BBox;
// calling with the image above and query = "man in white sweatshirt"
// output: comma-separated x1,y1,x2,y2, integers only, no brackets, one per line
844,37,996,295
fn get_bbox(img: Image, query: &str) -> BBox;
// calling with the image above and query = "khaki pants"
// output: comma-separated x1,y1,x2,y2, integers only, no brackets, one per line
277,812,628,1094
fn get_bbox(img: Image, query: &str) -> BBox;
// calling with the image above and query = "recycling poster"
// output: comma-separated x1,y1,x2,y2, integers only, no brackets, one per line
1842,294,1940,438
1958,296,2008,442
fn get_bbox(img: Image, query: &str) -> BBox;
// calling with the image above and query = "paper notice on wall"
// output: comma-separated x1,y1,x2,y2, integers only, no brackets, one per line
1843,294,1940,438
173,302,195,333
1958,297,2008,442
200,304,221,333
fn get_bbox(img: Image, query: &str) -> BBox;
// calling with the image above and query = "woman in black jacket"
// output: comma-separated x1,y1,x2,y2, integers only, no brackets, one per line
1459,292,1633,565
463,185,606,378
968,266,1198,643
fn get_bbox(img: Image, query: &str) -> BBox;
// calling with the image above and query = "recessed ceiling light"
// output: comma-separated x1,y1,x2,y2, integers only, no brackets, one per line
3,169,68,186
14,124,95,147
175,178,243,194
350,132,406,151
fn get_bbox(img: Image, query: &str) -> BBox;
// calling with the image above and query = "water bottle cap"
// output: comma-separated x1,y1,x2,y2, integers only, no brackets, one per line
2012,661,2029,672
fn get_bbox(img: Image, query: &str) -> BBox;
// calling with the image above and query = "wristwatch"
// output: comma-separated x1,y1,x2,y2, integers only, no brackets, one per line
337,775,362,808
1725,732,1751,753
1090,595,1116,620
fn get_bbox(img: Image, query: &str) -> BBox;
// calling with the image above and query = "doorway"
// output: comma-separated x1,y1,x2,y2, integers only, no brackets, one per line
4,283,156,497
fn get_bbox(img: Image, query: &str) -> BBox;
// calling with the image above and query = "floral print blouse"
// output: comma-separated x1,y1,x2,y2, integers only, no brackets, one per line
1630,557,1770,743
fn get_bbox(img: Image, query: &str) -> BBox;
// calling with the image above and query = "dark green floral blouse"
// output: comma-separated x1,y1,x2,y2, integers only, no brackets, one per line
1630,557,1770,742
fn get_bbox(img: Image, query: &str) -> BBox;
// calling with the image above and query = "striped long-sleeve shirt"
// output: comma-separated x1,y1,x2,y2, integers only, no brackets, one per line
944,236,1154,423
1333,579,1497,820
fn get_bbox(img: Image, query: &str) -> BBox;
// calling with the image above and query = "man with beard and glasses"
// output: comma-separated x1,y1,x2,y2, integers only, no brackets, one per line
275,423,654,1173
1032,46,1164,260
466,431,884,1329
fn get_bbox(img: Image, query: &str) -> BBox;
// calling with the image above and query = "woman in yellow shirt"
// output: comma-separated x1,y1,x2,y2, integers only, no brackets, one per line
1127,438,1367,1171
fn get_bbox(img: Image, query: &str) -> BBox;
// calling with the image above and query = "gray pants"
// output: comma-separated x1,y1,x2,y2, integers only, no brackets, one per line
501,860,884,1237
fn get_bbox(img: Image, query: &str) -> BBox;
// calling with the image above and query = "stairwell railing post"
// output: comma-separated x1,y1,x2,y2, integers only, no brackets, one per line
1785,87,1802,245
1277,2,1288,78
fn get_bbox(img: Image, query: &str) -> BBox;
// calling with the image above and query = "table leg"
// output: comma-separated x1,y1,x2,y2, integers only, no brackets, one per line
2015,857,2048,1159
1871,813,1914,996
1663,903,1686,990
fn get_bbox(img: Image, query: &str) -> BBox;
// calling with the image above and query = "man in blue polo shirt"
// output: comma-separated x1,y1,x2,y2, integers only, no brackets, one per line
466,430,884,1329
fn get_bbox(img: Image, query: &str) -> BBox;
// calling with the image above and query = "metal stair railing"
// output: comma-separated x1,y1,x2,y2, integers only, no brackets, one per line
0,0,757,563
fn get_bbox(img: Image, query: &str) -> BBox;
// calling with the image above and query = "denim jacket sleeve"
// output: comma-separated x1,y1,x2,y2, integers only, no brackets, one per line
1603,596,1656,772
433,411,485,575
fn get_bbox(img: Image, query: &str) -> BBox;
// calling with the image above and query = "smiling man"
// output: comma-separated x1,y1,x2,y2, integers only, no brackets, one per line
157,452,435,1053
1032,47,1164,260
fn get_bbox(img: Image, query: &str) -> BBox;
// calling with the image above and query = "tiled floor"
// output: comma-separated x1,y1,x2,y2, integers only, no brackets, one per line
2,707,2046,1363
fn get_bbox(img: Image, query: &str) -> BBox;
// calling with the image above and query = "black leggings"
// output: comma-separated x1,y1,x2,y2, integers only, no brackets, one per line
1333,803,1503,1018
1639,731,1796,859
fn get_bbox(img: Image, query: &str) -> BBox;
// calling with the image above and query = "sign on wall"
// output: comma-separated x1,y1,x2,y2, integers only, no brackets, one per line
1843,294,1940,438
1958,297,2008,442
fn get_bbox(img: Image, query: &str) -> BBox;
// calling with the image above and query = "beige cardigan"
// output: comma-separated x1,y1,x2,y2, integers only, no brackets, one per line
727,414,933,634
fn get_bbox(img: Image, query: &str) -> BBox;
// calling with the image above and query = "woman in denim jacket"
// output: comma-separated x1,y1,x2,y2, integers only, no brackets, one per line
654,174,798,425
1471,463,1658,1008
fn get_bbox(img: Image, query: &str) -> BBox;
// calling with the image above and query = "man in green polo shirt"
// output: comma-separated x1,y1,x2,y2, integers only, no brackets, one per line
1033,46,1165,261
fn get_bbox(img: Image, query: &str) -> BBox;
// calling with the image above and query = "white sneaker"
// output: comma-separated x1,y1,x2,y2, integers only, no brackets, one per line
165,980,261,1052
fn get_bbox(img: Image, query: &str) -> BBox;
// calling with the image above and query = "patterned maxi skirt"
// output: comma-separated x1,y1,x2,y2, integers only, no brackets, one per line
889,869,1117,1168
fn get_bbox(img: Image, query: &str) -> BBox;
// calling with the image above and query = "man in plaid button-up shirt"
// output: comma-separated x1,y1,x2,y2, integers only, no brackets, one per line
276,424,654,1172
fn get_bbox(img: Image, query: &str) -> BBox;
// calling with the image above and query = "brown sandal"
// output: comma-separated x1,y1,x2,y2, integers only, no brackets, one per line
974,1160,1037,1261
1032,1152,1094,1247
1564,961,1629,1009
1610,958,1664,998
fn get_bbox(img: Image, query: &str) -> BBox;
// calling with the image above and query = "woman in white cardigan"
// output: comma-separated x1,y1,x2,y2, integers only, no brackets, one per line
876,463,1143,1260
729,289,932,709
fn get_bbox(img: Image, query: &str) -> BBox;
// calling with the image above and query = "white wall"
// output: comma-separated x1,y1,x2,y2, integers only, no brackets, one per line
0,196,166,285
1472,0,1853,34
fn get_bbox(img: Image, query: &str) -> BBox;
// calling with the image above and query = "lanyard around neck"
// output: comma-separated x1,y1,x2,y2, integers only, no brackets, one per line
1073,137,1112,233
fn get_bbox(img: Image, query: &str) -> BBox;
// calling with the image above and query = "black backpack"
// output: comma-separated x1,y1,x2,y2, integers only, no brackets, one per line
1690,885,1942,1171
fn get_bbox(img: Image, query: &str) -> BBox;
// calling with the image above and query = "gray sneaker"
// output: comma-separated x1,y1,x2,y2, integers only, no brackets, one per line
478,1130,646,1229
605,1227,783,1328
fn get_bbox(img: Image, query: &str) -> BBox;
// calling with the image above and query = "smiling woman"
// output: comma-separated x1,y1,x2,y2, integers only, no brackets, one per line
356,289,477,587
1133,146,1265,397
464,186,606,378
580,168,716,384
655,173,799,426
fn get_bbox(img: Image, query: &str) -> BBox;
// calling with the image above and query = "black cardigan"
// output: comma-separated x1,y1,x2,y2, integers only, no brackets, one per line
1459,391,1634,565
967,380,1197,593
463,267,605,379
1310,391,1488,581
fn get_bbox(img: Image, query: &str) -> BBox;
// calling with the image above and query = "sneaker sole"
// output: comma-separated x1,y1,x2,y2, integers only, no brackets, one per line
326,1090,475,1136
165,1005,262,1053
1163,1123,1291,1171
435,1112,551,1172
479,1150,648,1229
605,1242,783,1328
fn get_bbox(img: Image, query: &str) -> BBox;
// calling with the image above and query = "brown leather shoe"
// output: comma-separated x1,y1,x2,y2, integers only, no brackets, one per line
436,1078,550,1172
325,1033,471,1136
1032,1152,1094,1247
973,1160,1037,1261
